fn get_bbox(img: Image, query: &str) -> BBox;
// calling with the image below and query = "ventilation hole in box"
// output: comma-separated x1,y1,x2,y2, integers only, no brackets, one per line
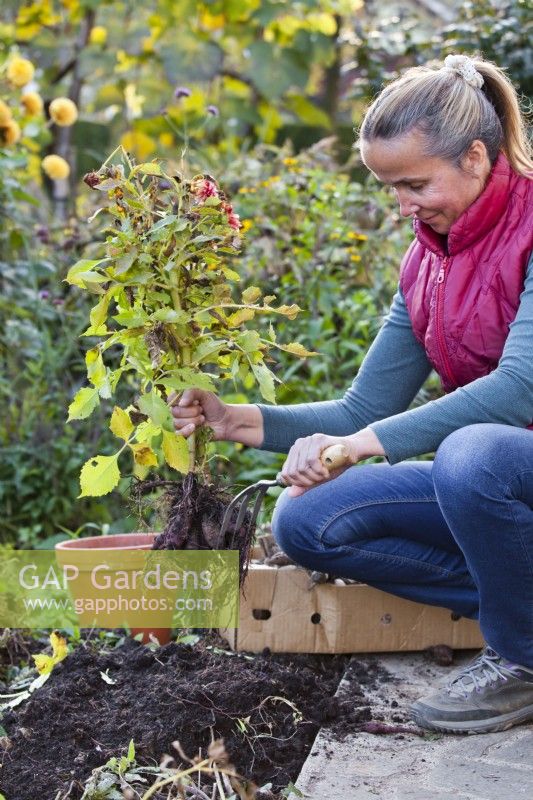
381,613,392,625
450,612,462,621
310,612,321,624
252,609,271,620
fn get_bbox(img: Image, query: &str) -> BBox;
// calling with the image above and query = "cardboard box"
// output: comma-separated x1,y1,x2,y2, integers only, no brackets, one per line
219,562,483,654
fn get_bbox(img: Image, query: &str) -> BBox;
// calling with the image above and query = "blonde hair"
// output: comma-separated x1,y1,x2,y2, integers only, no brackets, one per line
358,56,533,178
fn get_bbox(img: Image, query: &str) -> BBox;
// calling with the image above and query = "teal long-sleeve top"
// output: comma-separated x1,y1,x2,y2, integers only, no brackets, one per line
256,252,533,464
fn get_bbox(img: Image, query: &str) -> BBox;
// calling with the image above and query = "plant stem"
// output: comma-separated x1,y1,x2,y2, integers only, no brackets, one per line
170,283,196,473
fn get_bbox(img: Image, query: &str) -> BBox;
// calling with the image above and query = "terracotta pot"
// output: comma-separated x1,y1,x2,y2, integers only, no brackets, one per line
55,532,172,645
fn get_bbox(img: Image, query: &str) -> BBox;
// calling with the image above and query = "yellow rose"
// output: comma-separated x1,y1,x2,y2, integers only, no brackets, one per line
42,154,70,180
7,56,35,88
89,26,107,45
0,99,13,125
49,97,78,126
21,91,44,116
1,120,21,145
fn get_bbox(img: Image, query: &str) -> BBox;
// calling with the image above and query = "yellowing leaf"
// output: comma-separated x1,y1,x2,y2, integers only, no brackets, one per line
277,342,318,357
67,386,100,421
110,406,134,440
86,347,111,397
162,429,189,473
33,631,68,676
79,454,121,498
241,286,261,304
130,442,158,466
277,304,300,320
227,308,255,327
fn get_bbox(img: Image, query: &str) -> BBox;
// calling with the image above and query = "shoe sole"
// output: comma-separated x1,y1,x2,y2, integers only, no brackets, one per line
410,702,533,735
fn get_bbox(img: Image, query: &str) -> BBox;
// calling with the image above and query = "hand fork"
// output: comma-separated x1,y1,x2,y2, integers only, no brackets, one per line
217,443,352,549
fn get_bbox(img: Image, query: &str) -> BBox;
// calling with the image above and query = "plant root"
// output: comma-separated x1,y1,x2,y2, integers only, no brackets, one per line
132,473,254,584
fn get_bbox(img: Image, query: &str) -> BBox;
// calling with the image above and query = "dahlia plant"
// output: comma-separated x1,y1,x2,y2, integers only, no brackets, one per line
66,147,314,553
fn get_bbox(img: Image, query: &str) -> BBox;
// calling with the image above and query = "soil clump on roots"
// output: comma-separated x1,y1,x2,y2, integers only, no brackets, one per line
0,638,375,799
132,472,254,581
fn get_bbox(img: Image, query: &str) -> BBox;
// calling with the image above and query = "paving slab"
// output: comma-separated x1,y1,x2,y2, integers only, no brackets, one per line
290,652,533,800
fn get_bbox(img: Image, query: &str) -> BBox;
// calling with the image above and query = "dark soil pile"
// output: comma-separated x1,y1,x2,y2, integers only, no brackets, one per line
0,639,377,800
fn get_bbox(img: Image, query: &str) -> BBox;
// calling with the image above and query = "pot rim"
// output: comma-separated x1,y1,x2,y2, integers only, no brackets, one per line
55,532,158,551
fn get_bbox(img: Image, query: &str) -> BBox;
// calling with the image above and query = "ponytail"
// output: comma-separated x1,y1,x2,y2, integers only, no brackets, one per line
474,59,532,176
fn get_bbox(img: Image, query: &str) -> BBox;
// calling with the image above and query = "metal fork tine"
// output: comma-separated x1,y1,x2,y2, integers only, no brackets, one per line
230,484,269,550
218,477,281,549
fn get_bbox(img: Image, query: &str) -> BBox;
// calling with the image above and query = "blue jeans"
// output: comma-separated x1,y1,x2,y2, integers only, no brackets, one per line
271,424,533,668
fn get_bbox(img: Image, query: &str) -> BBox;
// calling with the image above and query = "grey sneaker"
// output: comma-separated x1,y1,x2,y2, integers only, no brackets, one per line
410,647,533,734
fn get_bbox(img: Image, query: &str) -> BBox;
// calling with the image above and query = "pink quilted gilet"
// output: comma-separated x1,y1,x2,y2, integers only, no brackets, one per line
400,153,533,394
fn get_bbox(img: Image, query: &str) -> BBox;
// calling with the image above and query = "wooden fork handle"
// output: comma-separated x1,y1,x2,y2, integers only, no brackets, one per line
320,443,353,470
275,443,353,487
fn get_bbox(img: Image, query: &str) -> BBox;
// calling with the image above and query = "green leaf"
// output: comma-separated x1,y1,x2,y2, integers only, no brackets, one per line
251,362,276,403
127,738,136,762
281,782,305,798
67,387,100,421
113,310,147,328
150,214,177,232
65,258,110,287
237,330,262,353
162,429,189,473
136,162,163,176
109,406,134,440
151,308,189,323
134,420,162,443
112,250,137,277
193,338,226,365
137,391,173,430
89,293,111,331
162,369,216,392
79,454,121,498
221,266,241,281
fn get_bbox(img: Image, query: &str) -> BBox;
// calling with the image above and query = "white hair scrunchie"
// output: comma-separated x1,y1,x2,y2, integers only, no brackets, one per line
443,54,484,89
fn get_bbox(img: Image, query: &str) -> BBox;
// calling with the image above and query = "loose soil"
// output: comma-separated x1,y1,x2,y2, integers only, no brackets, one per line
0,636,382,800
